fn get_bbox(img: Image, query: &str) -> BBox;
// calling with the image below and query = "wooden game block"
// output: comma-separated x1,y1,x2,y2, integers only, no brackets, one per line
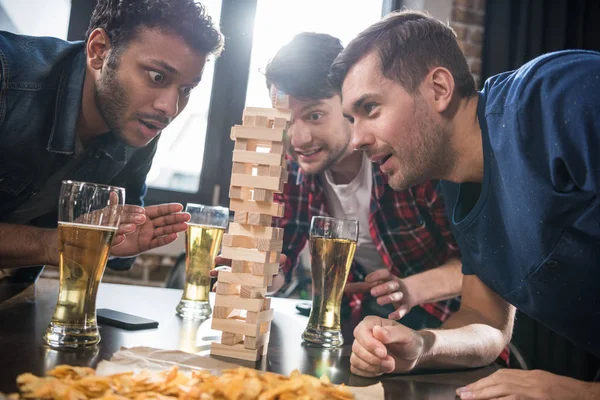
230,174,284,192
252,115,270,128
220,246,278,263
273,118,288,129
217,270,270,287
213,306,241,319
262,297,272,311
244,331,270,350
211,318,261,337
247,212,274,226
244,107,293,121
221,332,243,345
231,125,285,142
210,342,264,361
269,142,285,155
246,309,274,325
252,189,274,202
229,198,284,217
215,282,241,295
214,294,265,312
232,150,283,166
242,115,256,126
254,165,286,181
233,211,248,224
227,223,283,240
240,285,267,299
222,234,283,252
232,162,251,174
231,260,280,276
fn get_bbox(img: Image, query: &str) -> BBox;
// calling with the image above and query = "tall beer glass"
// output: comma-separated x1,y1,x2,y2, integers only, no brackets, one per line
44,181,125,348
176,204,228,319
302,216,358,347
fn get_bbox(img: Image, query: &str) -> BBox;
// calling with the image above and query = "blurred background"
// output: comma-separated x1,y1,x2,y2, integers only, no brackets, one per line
1,0,598,381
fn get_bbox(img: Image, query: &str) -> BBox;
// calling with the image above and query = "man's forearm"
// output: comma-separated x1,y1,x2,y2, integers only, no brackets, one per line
417,304,515,370
0,223,58,269
404,257,463,305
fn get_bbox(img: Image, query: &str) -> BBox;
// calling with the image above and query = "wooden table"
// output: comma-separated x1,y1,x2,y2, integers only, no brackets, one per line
0,278,498,398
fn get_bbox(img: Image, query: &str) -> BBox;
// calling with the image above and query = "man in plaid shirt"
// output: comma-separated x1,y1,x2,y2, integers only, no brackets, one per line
264,33,463,331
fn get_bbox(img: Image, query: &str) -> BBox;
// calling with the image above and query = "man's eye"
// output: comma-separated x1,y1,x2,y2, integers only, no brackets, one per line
308,112,324,121
181,86,194,97
148,71,165,83
364,103,377,114
344,115,355,124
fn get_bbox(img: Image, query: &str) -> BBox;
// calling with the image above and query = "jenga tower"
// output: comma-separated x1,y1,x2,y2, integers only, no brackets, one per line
209,94,292,361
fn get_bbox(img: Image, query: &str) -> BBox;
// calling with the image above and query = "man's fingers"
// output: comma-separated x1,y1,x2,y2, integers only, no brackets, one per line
349,353,384,377
377,291,404,306
365,269,391,283
352,340,386,365
353,319,388,359
279,253,287,265
149,212,191,227
119,212,146,225
111,234,126,247
345,281,378,294
372,324,412,346
388,306,409,320
350,364,383,378
152,222,188,237
371,280,400,297
117,223,137,235
122,205,145,214
457,383,521,399
145,203,184,219
149,233,178,249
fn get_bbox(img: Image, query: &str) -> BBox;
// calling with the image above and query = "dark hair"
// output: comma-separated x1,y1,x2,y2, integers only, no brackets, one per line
329,10,476,98
86,0,224,58
265,32,343,100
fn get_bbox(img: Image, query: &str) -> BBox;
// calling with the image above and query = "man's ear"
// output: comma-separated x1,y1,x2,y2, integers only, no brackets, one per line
86,28,111,71
423,67,455,113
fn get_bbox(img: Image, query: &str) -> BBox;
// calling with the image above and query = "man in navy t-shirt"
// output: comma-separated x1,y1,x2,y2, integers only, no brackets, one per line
329,9,600,399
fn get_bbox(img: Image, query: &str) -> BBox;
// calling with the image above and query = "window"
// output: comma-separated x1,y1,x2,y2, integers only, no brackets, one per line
145,0,223,193
0,0,71,39
245,0,384,107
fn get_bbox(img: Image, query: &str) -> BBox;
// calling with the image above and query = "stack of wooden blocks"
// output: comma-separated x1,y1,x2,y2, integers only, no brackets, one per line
210,94,292,361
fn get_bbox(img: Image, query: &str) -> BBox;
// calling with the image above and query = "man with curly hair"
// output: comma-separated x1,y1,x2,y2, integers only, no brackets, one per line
0,0,223,282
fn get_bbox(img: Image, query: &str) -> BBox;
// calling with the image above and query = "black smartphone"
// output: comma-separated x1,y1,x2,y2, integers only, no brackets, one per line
96,308,159,331
295,302,312,317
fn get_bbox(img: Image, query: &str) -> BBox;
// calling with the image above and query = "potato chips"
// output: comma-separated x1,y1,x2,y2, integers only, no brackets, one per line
7,365,354,400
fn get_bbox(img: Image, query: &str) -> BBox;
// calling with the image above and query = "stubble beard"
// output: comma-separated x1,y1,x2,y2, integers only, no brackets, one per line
94,58,129,143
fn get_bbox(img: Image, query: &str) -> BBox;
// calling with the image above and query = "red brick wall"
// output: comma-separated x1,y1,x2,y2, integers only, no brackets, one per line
450,0,486,87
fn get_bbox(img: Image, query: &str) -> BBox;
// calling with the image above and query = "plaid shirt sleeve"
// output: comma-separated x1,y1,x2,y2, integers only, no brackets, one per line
272,161,310,284
413,180,461,260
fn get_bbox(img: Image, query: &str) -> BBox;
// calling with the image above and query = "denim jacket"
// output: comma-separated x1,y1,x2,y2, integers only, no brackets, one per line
0,32,158,270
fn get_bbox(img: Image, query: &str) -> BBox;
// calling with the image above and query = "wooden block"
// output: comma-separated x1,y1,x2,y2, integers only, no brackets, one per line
232,150,283,166
234,139,248,150
256,165,270,176
216,282,240,295
232,162,251,174
247,212,274,226
233,211,248,224
220,246,275,263
252,189,274,202
222,234,283,252
270,165,287,183
217,270,269,287
273,118,288,129
270,142,285,155
260,320,271,334
211,318,260,337
246,309,274,325
262,298,272,311
213,306,240,319
240,285,267,299
244,331,270,350
230,174,283,192
231,260,279,276
242,115,256,126
231,125,285,142
221,332,243,345
210,342,263,361
243,107,293,121
227,223,283,239
214,294,265,312
229,186,254,201
253,115,270,128
229,199,284,217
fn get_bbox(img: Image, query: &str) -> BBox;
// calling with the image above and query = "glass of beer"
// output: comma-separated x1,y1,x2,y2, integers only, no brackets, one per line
44,181,125,348
176,204,228,319
302,216,358,347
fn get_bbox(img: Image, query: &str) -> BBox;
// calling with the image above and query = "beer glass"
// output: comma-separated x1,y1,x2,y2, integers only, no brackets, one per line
44,181,125,348
176,204,228,319
302,216,358,347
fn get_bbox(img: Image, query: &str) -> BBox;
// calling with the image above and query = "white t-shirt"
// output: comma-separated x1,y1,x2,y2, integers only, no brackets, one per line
322,153,387,275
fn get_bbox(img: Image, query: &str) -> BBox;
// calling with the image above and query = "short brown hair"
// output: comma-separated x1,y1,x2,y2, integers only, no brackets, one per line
329,10,476,98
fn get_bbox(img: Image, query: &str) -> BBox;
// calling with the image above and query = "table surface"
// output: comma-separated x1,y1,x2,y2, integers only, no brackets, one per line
0,278,498,398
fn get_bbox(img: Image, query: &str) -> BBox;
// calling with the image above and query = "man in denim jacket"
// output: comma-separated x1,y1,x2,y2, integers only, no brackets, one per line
0,0,223,282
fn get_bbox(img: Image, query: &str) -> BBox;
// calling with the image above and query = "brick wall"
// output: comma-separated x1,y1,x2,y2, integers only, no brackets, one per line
450,0,486,87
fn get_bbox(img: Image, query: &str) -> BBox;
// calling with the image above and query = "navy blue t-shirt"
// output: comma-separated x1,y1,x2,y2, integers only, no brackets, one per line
441,50,600,356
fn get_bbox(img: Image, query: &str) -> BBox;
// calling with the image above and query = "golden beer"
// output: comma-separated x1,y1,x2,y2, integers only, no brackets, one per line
44,222,116,347
176,223,225,318
306,237,356,332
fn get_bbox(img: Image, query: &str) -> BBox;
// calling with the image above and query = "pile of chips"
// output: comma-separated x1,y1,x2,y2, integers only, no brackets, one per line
5,365,354,399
